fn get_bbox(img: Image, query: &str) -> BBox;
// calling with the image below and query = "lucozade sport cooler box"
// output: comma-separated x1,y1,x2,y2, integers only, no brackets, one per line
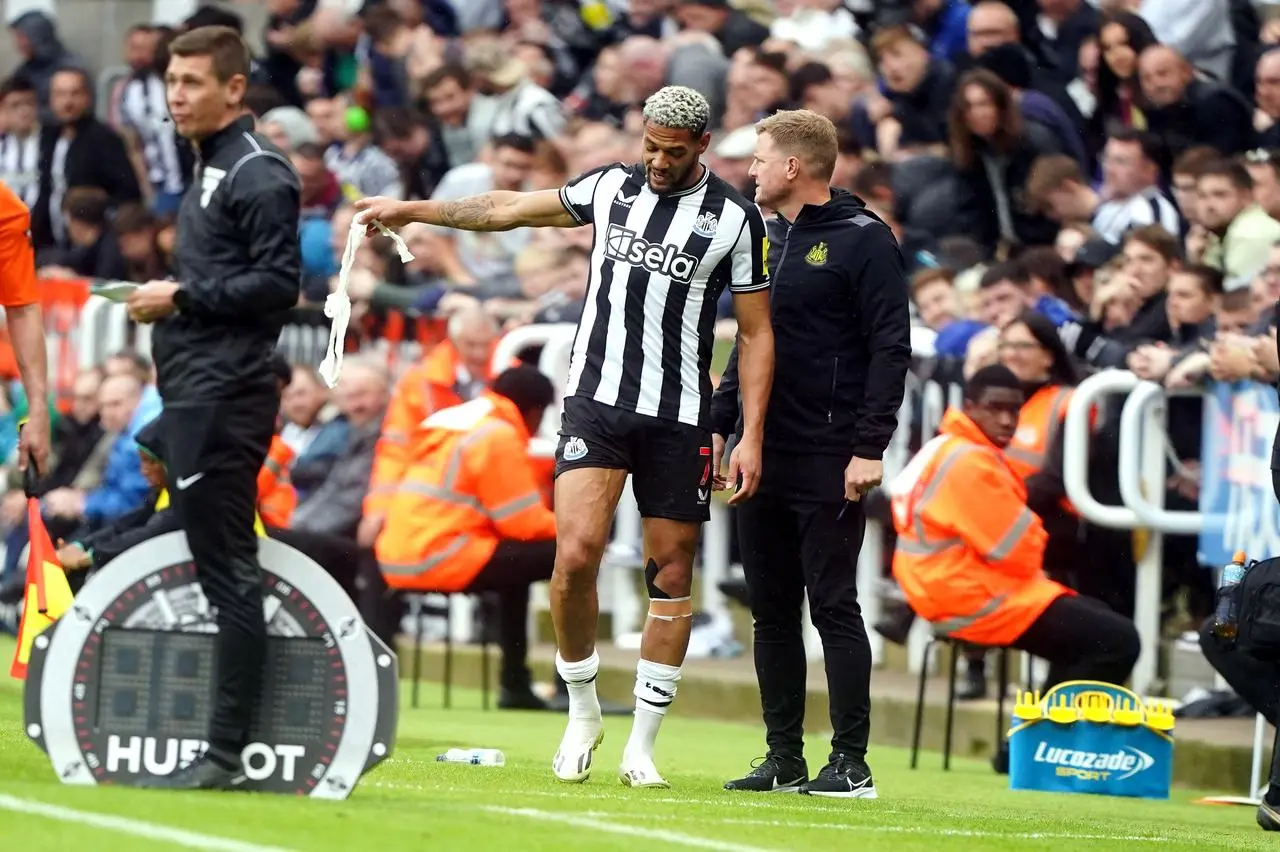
1008,680,1174,800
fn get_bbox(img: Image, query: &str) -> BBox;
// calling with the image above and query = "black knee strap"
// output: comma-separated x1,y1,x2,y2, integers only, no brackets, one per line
644,558,671,600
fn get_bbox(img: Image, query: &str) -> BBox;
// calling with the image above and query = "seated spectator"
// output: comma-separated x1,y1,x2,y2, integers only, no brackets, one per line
887,364,1140,723
292,359,389,538
292,142,343,220
862,25,956,158
42,374,154,534
973,43,1088,168
427,134,538,297
55,417,173,591
260,105,319,155
361,306,500,547
1197,158,1280,290
1140,44,1252,157
376,365,558,710
102,349,163,424
1244,149,1280,222
372,107,450,201
285,365,347,501
113,203,169,283
910,268,985,357
324,103,403,200
15,367,103,498
949,70,1065,258
976,260,1076,330
853,158,964,271
36,187,128,281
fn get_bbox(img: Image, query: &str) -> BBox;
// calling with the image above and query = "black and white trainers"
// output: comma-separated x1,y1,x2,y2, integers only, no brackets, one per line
1258,797,1280,831
800,753,878,799
723,753,809,792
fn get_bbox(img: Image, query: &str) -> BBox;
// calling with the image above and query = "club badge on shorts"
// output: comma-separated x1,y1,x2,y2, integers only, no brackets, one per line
562,436,588,462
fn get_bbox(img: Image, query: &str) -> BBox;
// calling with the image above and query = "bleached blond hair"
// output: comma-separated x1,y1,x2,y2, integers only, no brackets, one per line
642,86,711,136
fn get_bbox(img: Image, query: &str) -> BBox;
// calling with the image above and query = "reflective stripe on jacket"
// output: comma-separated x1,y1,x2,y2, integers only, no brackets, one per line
257,435,297,528
888,407,1071,646
364,339,495,518
1004,384,1078,517
376,392,555,593
1003,385,1071,480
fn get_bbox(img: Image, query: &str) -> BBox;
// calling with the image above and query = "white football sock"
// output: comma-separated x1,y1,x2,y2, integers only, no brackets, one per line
625,658,681,759
556,650,601,723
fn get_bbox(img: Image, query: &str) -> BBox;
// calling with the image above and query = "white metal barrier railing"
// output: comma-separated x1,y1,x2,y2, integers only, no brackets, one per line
1066,372,1275,802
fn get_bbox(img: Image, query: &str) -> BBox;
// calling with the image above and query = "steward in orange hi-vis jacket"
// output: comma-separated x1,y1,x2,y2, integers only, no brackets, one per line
361,310,501,544
377,389,555,591
888,366,1138,696
376,365,559,704
256,435,296,528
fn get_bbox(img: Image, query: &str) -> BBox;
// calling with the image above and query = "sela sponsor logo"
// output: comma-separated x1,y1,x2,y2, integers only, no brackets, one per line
1031,742,1154,782
562,436,588,462
104,735,308,782
604,224,699,284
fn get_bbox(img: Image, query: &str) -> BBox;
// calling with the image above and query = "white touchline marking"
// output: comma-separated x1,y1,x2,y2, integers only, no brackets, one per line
376,782,1173,844
0,793,295,852
486,805,768,852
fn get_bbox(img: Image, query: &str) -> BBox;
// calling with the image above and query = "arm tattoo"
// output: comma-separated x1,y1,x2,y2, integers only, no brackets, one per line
438,195,498,230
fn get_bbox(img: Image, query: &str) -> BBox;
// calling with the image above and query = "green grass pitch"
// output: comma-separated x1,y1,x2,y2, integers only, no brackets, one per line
0,634,1272,851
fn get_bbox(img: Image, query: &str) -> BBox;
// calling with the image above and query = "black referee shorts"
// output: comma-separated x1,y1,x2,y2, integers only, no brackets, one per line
555,396,712,523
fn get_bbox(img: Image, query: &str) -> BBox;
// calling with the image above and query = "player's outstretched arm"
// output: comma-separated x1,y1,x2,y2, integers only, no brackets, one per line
355,189,580,233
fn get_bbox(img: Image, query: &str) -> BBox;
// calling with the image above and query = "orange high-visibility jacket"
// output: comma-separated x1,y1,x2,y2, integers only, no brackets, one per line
257,435,297,528
888,407,1073,646
1003,385,1071,481
1003,384,1085,517
376,392,556,593
365,339,494,519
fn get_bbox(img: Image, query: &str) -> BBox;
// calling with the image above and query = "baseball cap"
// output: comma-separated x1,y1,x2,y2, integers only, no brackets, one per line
1069,237,1120,273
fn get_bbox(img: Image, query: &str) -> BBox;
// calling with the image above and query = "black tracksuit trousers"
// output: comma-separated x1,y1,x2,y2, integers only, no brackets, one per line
737,483,873,762
163,401,275,757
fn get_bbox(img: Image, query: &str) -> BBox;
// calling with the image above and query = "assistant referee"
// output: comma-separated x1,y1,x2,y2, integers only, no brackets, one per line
127,26,301,790
712,110,911,798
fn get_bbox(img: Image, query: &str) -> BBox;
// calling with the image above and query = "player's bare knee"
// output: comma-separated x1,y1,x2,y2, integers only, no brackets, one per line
553,535,603,591
644,555,693,601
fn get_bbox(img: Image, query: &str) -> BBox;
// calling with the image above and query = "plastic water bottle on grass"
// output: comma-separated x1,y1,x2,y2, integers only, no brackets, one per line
437,748,505,766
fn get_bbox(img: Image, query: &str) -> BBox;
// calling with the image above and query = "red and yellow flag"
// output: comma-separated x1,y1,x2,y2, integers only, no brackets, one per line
9,498,74,679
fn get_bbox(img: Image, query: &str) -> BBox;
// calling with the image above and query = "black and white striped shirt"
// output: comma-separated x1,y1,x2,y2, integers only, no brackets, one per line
1091,187,1182,244
489,80,565,141
119,74,186,195
0,131,39,207
558,162,769,428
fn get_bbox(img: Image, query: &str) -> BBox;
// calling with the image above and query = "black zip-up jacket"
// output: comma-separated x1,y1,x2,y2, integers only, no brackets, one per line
711,189,912,461
155,115,301,404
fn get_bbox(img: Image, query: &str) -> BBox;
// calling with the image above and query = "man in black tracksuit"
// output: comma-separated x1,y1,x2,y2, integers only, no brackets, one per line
127,26,301,790
713,111,911,798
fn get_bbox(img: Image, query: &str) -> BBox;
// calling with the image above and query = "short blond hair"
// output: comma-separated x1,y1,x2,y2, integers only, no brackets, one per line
755,109,838,181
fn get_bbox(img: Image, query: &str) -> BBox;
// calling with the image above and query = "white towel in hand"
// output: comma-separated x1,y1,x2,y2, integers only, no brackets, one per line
318,216,414,389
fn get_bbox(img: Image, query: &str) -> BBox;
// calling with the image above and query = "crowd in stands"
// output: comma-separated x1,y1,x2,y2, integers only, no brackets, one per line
2,0,1280,706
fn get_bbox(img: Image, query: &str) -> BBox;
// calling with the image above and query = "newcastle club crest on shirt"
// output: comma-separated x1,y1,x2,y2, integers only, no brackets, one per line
693,211,718,238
